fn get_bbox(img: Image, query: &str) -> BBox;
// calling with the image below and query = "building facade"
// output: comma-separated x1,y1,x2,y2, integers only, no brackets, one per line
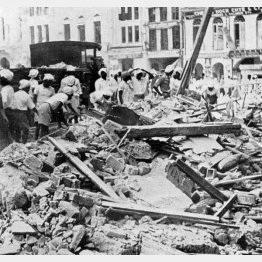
183,7,262,81
0,7,183,72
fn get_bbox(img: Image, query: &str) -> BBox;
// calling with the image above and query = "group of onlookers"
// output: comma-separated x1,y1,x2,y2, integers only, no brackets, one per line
0,68,81,151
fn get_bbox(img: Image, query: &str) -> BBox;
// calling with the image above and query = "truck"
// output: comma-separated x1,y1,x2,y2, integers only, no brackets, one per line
11,41,104,104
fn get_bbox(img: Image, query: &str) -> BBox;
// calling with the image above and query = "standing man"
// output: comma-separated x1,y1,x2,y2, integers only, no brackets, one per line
0,69,15,140
28,69,39,98
13,80,38,144
118,71,134,106
33,73,55,140
95,68,111,92
202,79,220,105
130,68,154,101
153,65,174,98
170,67,183,96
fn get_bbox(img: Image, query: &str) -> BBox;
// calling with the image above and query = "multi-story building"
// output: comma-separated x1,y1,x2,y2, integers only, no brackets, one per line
183,7,262,81
107,7,183,71
0,7,184,72
0,7,114,68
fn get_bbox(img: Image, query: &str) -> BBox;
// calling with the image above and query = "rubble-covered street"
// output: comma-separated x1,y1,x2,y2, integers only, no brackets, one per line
1,91,262,255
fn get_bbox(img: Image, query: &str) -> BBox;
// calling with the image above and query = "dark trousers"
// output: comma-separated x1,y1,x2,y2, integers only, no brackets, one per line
4,108,16,140
13,110,30,144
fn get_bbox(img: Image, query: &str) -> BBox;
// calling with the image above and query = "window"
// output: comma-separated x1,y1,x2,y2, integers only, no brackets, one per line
134,7,139,19
64,24,70,40
37,25,42,43
127,7,132,20
257,14,262,48
36,7,42,16
161,28,168,50
119,7,125,20
149,29,157,50
234,15,245,49
44,7,48,15
193,18,201,44
148,8,156,22
121,27,126,43
30,26,35,44
29,7,34,16
128,26,132,43
172,7,179,20
94,21,101,44
1,20,4,41
135,26,139,42
78,24,85,41
45,25,49,42
213,17,224,50
172,25,180,49
160,7,167,21
121,7,125,14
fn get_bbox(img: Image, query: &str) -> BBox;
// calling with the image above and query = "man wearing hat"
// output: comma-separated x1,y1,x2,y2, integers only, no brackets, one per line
202,79,220,105
95,68,112,93
153,65,174,98
130,68,154,101
28,69,39,98
33,73,55,139
13,80,38,143
0,69,16,140
59,74,82,124
37,86,79,138
118,71,134,106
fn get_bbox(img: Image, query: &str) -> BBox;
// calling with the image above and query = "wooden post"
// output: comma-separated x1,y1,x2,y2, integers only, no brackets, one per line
176,7,214,95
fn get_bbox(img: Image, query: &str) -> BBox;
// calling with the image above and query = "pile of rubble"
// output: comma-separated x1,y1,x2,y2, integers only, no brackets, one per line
2,104,262,255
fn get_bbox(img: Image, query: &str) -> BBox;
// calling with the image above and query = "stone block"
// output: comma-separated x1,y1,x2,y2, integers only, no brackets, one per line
70,225,86,251
125,165,139,176
23,155,43,171
59,201,80,218
11,221,36,235
72,194,94,208
106,155,125,172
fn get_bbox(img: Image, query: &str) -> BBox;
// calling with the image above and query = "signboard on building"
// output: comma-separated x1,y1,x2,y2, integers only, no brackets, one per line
185,7,262,20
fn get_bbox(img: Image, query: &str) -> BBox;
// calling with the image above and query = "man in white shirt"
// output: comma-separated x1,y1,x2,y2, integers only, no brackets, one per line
0,69,16,140
37,86,78,138
95,68,111,92
13,80,38,143
28,69,39,98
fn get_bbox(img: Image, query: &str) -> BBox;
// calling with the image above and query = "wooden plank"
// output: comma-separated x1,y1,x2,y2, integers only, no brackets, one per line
176,7,214,95
119,123,241,139
175,160,228,202
225,146,250,159
214,174,262,187
101,201,220,223
48,137,120,200
215,194,237,218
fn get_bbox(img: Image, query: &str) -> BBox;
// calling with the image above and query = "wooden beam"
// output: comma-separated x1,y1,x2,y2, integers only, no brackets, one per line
175,160,228,202
48,137,120,200
101,201,238,228
176,7,214,95
118,123,241,139
214,174,262,187
215,194,237,218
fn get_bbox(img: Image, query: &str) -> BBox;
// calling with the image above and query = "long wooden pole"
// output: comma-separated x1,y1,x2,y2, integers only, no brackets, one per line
176,7,214,95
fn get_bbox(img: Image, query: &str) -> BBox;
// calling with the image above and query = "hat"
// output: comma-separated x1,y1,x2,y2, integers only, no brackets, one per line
165,65,174,74
19,79,30,90
43,73,54,81
98,68,107,76
135,69,143,76
64,75,76,86
62,86,74,95
0,69,14,81
121,71,130,80
206,79,215,88
128,68,133,73
174,67,183,75
28,69,39,78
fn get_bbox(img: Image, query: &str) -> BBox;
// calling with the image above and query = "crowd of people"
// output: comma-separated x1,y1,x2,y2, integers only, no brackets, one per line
0,63,261,151
0,69,81,150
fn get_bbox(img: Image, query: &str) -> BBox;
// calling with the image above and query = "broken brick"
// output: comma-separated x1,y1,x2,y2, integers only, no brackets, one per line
125,165,139,176
23,155,43,171
106,155,125,172
11,221,36,235
72,194,94,208
59,201,80,218
70,225,86,251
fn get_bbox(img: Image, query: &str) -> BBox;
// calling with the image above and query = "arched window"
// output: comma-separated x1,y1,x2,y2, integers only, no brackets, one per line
257,14,262,48
213,17,223,50
193,18,201,44
234,15,245,49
